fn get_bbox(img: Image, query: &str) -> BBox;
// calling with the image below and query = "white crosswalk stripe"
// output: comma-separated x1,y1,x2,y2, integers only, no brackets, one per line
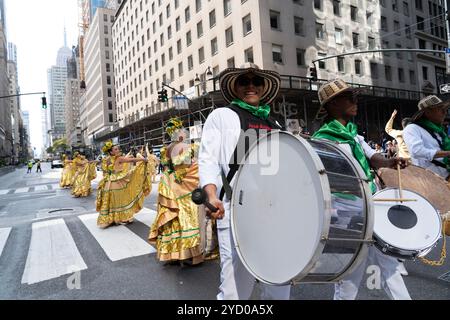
21,219,88,285
0,207,157,286
0,183,61,195
14,187,29,194
0,189,9,195
134,208,157,227
0,227,12,258
78,213,156,262
34,185,49,192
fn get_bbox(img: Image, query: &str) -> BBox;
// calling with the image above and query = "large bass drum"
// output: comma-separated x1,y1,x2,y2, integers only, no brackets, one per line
230,131,374,285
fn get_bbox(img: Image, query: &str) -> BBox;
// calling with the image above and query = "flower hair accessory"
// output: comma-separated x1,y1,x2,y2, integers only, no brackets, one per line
102,140,114,153
165,118,184,137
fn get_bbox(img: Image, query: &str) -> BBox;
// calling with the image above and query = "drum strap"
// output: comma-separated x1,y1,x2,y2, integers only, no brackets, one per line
373,169,386,189
219,104,283,201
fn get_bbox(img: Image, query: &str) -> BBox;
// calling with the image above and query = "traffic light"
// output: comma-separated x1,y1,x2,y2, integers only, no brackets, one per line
157,89,168,102
310,66,318,81
41,96,47,109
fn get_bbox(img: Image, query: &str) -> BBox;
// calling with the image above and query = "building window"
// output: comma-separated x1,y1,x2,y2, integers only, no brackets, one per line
225,27,234,46
337,56,344,72
394,20,400,34
209,9,216,28
197,21,203,38
242,14,252,35
224,0,232,16
186,30,192,47
403,1,409,16
176,16,181,31
367,11,373,26
417,16,424,31
211,37,218,55
185,6,190,23
198,47,205,64
227,57,235,68
333,0,340,16
409,70,416,84
270,11,281,30
196,0,202,12
385,65,392,81
109,114,113,123
370,62,378,78
178,62,183,76
405,25,411,38
316,23,324,39
381,16,388,31
272,44,283,64
419,39,426,49
294,16,304,36
188,55,193,70
296,48,305,66
335,28,343,44
245,47,254,63
105,38,109,47
352,32,359,47
318,53,326,69
314,0,321,10
398,68,405,82
422,66,428,80
108,101,113,110
368,36,375,50
350,6,358,21
177,39,182,54
104,26,109,34
415,0,422,10
168,25,172,39
355,59,362,75
392,0,398,11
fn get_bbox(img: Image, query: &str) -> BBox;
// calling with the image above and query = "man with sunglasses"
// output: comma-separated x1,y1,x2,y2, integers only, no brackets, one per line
198,63,289,300
313,79,411,300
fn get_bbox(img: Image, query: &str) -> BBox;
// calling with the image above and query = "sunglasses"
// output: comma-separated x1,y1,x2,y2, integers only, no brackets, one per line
236,75,265,87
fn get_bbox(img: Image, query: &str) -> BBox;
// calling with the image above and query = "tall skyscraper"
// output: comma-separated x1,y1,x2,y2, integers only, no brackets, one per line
7,42,17,64
47,37,72,144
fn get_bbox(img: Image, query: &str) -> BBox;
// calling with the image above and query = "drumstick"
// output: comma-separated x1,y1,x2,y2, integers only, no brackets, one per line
397,163,403,202
373,198,417,202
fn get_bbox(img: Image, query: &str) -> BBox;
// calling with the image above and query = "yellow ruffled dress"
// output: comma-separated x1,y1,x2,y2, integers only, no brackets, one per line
60,160,76,188
71,159,97,197
149,144,204,264
96,154,155,228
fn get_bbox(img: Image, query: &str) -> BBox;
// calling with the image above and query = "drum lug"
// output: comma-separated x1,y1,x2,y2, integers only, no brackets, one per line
318,169,326,175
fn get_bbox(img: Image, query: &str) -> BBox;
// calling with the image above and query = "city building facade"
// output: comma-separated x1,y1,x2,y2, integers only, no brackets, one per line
84,7,117,144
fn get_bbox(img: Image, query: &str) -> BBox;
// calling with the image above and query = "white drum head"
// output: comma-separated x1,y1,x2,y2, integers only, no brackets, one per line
231,132,331,285
373,188,442,252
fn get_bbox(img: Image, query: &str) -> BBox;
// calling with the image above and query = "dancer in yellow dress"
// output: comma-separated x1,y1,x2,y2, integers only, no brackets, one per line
71,154,97,197
149,118,204,265
60,154,77,188
96,141,156,229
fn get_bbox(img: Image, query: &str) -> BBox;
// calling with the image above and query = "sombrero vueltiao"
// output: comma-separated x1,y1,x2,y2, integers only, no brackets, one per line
315,79,363,121
411,95,450,121
219,63,281,105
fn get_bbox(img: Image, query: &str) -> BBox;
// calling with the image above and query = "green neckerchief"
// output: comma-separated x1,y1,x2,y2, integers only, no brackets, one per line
417,118,450,172
313,120,377,194
232,99,271,120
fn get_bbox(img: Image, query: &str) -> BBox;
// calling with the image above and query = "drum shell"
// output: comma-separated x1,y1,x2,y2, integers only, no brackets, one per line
230,132,374,285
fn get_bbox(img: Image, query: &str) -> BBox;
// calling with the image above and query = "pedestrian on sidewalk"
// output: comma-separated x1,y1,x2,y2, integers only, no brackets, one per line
26,160,33,173
36,160,42,173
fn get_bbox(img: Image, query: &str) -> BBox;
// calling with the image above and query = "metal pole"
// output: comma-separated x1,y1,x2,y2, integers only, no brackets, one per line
445,1,450,50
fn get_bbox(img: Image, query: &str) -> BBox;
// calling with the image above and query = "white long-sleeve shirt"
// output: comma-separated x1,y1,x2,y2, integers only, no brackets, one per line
403,123,448,179
198,107,241,229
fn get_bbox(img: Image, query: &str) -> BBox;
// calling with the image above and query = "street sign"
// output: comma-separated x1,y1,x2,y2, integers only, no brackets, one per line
446,48,450,74
173,95,189,110
439,83,450,93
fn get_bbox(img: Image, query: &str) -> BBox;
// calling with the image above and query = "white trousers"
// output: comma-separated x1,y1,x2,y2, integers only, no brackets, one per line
334,246,412,300
216,226,291,300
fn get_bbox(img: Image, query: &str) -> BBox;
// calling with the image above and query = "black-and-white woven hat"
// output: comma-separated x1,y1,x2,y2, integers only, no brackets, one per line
219,63,281,105
412,95,450,121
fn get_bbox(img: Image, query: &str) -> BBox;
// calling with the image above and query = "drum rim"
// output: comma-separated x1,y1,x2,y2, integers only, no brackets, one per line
373,187,443,253
230,131,332,285
303,138,375,283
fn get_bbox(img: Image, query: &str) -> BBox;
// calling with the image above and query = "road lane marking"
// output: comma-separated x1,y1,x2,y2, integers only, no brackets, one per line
134,208,157,227
0,190,9,195
14,188,30,194
78,213,155,261
21,219,87,285
0,228,12,258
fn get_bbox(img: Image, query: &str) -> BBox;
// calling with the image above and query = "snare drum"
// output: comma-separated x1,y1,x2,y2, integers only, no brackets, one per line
373,188,442,259
230,131,374,285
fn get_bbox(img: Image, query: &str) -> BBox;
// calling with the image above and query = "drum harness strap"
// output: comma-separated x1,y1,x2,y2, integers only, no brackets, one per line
219,104,284,201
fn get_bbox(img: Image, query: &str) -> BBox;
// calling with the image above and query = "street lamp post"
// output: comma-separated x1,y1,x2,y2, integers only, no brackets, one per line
194,66,213,96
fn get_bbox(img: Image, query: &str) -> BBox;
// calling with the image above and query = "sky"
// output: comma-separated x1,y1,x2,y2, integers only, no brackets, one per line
4,0,79,155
